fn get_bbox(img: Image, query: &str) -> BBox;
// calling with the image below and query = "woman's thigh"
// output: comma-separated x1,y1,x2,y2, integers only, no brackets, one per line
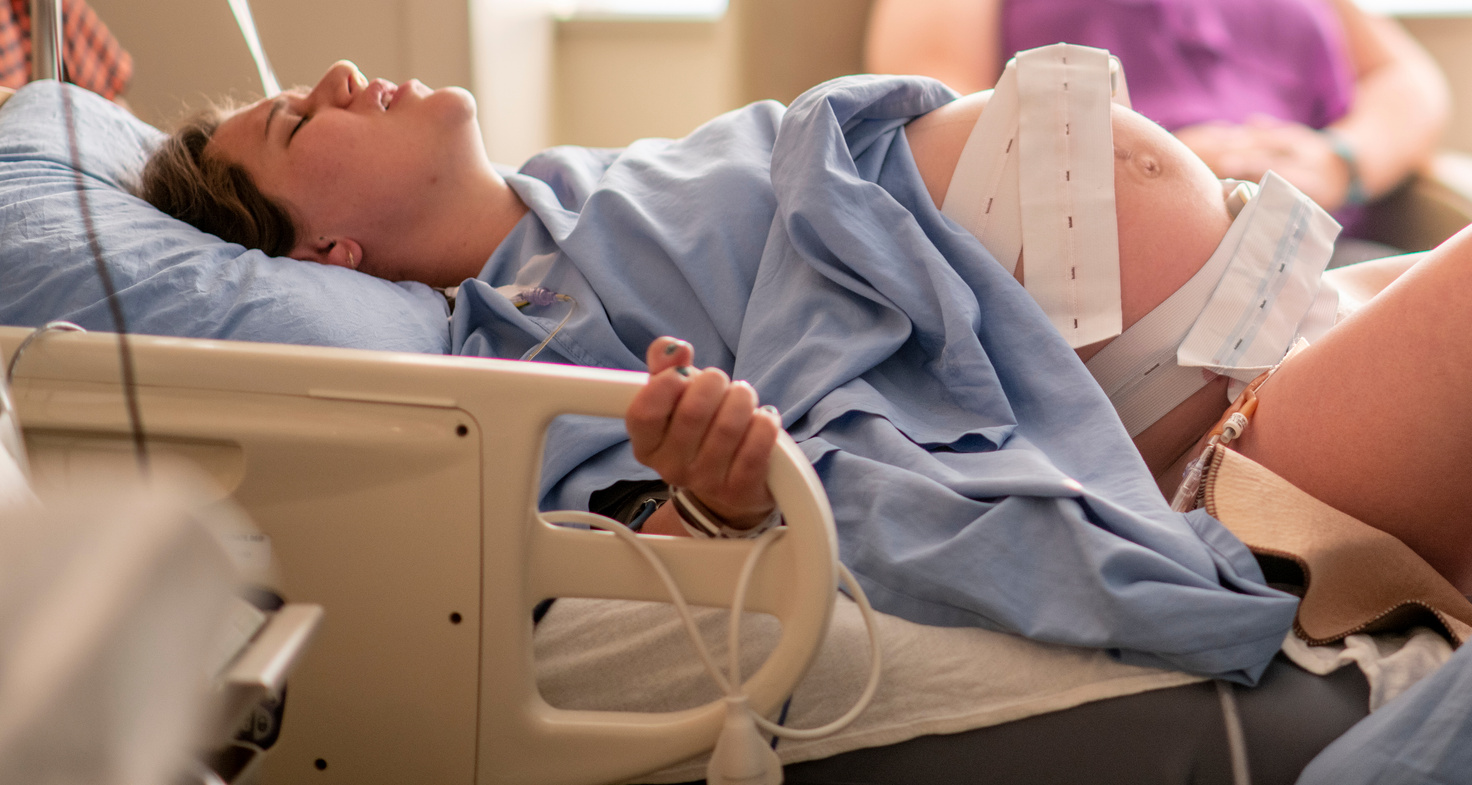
1234,226,1472,591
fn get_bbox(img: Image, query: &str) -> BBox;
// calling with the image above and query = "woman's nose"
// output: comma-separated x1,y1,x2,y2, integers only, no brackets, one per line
307,60,367,110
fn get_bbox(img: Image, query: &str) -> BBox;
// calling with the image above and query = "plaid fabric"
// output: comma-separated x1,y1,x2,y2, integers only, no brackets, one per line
0,0,132,98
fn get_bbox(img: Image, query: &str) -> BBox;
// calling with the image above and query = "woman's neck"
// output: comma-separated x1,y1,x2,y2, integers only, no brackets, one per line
393,171,529,288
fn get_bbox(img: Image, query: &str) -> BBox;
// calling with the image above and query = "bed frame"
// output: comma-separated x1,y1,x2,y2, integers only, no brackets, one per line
0,325,839,785
15,4,842,782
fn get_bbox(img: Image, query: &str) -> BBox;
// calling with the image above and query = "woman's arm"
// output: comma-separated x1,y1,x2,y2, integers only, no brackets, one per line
625,338,781,537
1176,1,1450,211
1323,0,1450,202
864,0,1004,95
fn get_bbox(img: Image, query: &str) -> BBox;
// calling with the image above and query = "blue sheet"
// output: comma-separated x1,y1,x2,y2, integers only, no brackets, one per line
1298,638,1472,783
453,75,1298,682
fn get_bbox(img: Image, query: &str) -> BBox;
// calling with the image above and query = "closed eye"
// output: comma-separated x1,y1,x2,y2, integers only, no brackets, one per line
288,113,311,143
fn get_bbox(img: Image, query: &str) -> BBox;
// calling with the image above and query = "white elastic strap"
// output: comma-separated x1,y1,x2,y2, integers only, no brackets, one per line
1084,189,1254,437
1085,173,1339,437
942,44,1125,348
1177,172,1340,381
941,69,1023,276
1016,45,1122,348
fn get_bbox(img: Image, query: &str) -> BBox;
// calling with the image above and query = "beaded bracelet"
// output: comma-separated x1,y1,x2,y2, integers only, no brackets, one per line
1322,128,1369,207
668,486,782,540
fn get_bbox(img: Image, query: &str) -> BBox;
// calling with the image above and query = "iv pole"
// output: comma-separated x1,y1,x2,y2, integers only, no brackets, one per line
29,0,62,82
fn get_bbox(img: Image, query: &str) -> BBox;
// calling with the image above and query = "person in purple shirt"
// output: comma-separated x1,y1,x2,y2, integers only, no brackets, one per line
865,0,1449,232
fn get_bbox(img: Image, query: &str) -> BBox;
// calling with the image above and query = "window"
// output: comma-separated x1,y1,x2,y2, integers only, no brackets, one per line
557,0,727,19
1355,0,1472,16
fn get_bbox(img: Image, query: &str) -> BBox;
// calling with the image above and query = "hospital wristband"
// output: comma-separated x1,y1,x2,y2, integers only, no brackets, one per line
1322,128,1368,207
668,487,782,539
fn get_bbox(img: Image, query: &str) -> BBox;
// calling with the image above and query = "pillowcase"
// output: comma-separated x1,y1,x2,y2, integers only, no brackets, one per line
0,81,450,354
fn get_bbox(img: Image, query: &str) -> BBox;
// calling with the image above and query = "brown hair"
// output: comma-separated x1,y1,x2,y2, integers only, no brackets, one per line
134,104,299,258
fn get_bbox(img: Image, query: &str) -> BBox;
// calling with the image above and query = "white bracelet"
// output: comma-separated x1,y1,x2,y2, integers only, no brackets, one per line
668,487,782,539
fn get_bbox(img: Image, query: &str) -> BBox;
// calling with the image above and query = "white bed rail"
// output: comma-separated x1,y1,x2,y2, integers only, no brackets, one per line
0,326,840,785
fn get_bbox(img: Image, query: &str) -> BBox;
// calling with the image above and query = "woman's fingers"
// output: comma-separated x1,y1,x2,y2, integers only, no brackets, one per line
646,337,693,376
627,337,696,460
627,338,781,528
685,379,761,486
626,349,731,471
669,379,780,525
659,366,733,477
712,405,781,521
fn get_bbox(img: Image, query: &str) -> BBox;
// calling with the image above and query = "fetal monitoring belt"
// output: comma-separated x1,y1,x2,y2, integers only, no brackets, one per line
942,44,1130,349
943,44,1341,437
1087,172,1340,437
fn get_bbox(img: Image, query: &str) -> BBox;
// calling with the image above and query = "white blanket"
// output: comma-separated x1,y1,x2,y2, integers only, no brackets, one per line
535,595,1204,782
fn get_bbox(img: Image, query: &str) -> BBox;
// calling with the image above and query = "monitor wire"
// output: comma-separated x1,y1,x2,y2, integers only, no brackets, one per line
60,87,149,474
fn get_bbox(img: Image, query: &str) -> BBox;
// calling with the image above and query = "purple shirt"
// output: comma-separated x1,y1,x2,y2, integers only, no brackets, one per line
1002,0,1355,132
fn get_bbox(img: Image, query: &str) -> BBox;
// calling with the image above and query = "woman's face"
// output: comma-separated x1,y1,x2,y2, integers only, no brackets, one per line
208,61,490,274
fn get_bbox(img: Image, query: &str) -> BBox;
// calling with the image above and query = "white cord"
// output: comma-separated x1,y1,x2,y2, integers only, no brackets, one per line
6,320,84,384
541,510,882,738
1215,680,1253,785
226,0,281,97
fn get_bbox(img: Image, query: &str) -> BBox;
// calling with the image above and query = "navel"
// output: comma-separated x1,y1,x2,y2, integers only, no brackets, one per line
1114,145,1163,179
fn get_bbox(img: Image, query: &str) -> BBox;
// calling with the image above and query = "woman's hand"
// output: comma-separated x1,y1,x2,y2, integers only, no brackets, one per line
1175,117,1353,211
625,337,781,533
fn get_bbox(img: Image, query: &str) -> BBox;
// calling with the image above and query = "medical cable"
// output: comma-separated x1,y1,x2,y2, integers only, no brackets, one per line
39,0,307,474
542,510,883,737
511,288,577,361
1215,680,1253,785
1170,338,1306,513
5,321,85,385
59,87,148,474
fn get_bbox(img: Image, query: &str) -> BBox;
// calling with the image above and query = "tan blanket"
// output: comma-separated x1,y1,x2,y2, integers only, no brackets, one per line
1204,446,1472,646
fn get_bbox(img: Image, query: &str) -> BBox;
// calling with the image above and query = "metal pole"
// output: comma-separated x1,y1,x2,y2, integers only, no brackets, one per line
29,0,63,82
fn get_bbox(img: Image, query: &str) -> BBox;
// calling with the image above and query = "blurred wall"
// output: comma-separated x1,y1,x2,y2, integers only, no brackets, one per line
88,0,471,129
79,1,1472,159
551,16,734,148
1401,15,1472,154
547,1,1472,155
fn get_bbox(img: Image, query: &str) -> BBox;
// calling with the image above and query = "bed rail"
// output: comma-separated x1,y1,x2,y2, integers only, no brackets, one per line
29,0,62,83
0,326,841,784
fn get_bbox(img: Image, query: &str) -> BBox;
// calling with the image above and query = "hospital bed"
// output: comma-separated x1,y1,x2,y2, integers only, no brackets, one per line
0,325,842,785
3,3,1471,784
2,5,844,783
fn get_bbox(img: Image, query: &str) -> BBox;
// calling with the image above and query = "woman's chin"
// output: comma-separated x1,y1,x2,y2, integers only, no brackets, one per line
430,86,478,123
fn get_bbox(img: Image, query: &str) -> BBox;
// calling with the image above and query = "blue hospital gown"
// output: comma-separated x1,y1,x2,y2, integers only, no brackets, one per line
451,75,1298,683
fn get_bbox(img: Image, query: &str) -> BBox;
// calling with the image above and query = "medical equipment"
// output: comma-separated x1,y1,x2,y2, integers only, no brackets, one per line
10,2,861,776
1089,171,1339,436
943,44,1341,438
501,286,579,360
1,324,852,784
942,44,1127,349
226,0,280,97
1,340,324,785
11,3,1472,777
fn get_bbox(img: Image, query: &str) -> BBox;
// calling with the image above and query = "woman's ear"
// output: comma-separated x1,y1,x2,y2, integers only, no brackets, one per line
292,237,365,271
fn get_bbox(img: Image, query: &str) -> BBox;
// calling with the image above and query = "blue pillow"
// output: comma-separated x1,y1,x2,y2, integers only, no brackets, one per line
0,81,450,354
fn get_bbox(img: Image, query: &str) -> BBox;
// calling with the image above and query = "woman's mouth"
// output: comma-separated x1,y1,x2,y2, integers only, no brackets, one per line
389,81,423,110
